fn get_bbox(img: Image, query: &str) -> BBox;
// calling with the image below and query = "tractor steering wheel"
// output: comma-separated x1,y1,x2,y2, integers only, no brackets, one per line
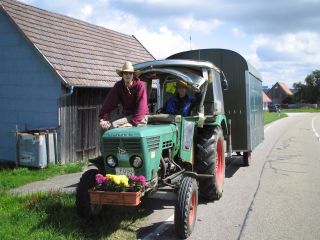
156,108,164,114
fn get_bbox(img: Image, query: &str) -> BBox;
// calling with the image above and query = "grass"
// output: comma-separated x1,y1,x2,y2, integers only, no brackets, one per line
0,162,85,192
0,191,148,240
0,162,149,240
263,111,287,125
281,107,320,113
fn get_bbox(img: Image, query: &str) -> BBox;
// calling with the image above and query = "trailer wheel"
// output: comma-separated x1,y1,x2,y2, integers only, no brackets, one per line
76,169,102,219
174,176,198,239
243,152,251,167
196,126,225,200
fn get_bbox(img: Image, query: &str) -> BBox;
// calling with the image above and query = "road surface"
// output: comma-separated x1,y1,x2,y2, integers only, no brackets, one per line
140,113,320,240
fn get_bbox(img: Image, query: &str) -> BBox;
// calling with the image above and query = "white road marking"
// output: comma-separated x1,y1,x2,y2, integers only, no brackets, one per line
141,215,174,240
311,116,320,142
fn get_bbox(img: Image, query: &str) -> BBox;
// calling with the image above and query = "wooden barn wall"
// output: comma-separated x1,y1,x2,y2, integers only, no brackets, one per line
60,87,108,163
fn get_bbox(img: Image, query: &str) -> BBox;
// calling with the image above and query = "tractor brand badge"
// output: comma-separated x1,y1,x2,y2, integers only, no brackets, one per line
118,147,126,155
117,141,128,160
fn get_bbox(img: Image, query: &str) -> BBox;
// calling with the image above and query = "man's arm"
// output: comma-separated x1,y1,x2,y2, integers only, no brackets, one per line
130,81,148,126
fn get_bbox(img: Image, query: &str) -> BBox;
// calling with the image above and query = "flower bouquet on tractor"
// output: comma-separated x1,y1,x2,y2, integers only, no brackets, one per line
89,174,146,206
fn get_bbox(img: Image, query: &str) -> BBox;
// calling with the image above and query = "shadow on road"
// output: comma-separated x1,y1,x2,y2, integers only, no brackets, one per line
225,155,244,178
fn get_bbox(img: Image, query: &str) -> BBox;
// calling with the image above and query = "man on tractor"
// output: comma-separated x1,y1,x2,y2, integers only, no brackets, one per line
99,61,149,131
165,80,201,116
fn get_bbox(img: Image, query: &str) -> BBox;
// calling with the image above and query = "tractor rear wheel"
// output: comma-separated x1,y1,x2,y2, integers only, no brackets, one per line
196,126,225,201
174,176,198,239
76,169,102,219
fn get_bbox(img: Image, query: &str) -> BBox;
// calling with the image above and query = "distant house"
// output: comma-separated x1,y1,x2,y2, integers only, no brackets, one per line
0,0,154,164
267,82,293,104
262,92,271,110
262,85,269,94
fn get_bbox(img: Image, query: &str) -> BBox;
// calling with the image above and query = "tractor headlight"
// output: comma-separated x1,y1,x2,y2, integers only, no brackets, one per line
130,156,143,168
106,155,118,168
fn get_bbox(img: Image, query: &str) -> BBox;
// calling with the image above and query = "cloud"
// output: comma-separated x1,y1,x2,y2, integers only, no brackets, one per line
254,32,320,64
247,31,320,87
134,26,191,59
175,17,221,34
19,0,36,3
80,4,93,18
98,10,191,59
232,28,246,38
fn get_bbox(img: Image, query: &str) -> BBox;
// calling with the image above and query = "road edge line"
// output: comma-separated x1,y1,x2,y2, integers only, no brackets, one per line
311,116,320,142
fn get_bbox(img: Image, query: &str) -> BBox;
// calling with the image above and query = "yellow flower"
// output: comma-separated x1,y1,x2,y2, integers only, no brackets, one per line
106,174,129,186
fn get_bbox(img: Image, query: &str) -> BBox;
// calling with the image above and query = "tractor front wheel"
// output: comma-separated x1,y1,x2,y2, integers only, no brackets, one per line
76,169,102,219
174,176,198,239
196,126,225,201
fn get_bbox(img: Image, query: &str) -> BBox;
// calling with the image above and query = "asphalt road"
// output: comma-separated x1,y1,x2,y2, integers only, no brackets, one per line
140,113,320,240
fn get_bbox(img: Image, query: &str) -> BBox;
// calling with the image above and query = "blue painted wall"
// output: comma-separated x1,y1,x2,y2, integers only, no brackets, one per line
0,10,62,161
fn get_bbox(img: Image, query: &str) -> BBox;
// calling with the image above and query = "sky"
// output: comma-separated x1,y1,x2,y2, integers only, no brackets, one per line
19,0,320,88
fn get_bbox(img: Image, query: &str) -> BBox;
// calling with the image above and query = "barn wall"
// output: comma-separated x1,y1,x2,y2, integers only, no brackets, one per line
0,10,61,162
59,88,107,163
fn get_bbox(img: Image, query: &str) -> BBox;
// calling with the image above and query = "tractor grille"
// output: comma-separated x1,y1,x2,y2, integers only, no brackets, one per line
146,136,160,151
104,139,141,152
162,140,173,149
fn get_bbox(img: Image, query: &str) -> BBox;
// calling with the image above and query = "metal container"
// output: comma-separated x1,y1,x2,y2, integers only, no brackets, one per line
18,133,48,168
168,49,264,152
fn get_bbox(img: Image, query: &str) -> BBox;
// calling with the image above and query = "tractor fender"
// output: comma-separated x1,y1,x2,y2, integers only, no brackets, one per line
204,115,228,135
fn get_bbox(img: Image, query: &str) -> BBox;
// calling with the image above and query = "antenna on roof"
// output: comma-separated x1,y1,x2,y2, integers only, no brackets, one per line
189,24,192,50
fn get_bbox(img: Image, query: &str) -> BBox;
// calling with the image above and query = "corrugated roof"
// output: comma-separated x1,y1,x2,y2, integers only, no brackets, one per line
262,91,271,103
0,0,154,87
278,82,293,95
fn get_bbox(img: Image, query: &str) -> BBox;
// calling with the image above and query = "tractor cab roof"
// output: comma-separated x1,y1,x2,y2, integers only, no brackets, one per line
134,59,220,89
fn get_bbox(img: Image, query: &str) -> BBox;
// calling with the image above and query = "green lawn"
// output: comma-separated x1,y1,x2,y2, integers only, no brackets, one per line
263,111,288,125
0,163,147,240
281,107,320,113
0,191,147,240
0,162,85,192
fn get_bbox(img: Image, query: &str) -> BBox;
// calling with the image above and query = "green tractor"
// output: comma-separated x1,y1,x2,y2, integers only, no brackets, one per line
76,49,264,239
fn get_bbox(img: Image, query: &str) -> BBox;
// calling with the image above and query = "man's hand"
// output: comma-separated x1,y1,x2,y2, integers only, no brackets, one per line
100,119,111,130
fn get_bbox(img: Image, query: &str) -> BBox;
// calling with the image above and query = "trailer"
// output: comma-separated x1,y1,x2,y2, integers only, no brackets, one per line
168,48,264,165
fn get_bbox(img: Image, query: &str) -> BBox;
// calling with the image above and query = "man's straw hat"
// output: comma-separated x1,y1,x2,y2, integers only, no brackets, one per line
177,80,190,89
116,61,140,77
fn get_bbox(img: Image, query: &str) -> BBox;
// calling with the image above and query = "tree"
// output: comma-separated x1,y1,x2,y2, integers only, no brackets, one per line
293,70,320,103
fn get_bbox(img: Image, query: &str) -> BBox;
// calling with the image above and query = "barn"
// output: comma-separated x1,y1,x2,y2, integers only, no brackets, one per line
0,0,154,164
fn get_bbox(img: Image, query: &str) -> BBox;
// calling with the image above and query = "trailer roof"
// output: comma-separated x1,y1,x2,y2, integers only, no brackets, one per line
168,49,262,82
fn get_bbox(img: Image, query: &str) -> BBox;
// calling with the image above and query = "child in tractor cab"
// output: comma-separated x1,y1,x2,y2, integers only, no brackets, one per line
165,80,201,117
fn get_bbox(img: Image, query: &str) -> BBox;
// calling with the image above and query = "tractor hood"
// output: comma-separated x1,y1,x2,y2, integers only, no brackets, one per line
103,124,177,139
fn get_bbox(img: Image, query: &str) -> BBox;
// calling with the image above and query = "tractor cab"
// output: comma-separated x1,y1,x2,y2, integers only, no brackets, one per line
135,59,226,121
